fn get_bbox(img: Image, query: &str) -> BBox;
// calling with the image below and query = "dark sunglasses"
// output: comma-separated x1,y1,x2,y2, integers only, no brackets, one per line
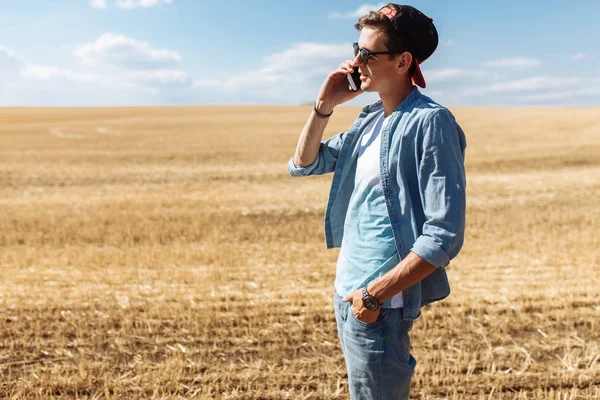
353,42,403,65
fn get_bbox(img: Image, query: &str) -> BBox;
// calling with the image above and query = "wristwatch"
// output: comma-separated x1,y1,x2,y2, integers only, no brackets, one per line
361,286,381,311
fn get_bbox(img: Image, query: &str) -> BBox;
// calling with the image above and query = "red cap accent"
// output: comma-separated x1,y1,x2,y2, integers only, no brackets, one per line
411,58,426,88
379,6,396,19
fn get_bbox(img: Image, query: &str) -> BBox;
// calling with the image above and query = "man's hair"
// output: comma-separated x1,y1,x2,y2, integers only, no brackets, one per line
354,3,416,74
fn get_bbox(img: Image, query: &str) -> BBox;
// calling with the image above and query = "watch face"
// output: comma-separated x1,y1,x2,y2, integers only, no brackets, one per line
363,296,379,311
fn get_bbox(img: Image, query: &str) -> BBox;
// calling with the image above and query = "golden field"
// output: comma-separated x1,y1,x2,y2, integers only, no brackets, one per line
0,104,599,399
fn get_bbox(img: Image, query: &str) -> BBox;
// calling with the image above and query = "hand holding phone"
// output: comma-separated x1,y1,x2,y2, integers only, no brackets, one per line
347,68,361,92
316,60,363,108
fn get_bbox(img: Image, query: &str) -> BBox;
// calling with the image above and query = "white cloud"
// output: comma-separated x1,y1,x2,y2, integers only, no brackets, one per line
259,42,348,74
0,44,25,74
69,33,194,93
483,57,541,68
439,39,456,47
0,38,195,106
422,68,463,82
126,69,191,88
1,45,95,85
90,0,108,9
90,0,172,8
115,0,172,9
423,89,444,98
218,42,350,101
328,3,385,20
20,65,96,82
462,76,582,96
192,80,221,88
1,44,94,84
520,85,600,102
569,52,587,61
422,68,492,83
73,33,181,69
502,78,600,103
69,33,192,91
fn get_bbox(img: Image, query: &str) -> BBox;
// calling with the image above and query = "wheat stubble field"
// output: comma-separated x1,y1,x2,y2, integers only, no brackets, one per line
0,104,599,399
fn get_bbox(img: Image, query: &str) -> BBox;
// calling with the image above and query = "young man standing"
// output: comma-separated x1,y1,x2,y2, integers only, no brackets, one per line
288,4,467,399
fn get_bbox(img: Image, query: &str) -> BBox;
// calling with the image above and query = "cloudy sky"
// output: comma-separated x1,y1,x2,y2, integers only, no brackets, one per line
1,0,598,106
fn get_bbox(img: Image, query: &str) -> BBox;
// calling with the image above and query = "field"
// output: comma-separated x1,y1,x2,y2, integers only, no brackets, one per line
0,104,599,399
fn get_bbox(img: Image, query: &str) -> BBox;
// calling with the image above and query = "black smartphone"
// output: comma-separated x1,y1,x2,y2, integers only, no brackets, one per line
347,68,361,91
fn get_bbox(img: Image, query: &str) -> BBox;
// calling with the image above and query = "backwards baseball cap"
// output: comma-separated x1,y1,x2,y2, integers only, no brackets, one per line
378,4,438,88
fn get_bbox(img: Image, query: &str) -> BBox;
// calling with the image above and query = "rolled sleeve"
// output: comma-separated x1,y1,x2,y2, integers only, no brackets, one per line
287,155,319,177
411,108,467,269
286,130,348,177
412,235,450,268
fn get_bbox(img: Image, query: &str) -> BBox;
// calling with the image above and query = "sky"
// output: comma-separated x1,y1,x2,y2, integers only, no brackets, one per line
0,0,599,107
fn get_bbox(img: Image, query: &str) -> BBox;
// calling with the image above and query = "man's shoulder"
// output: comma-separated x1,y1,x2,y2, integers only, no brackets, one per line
408,93,456,126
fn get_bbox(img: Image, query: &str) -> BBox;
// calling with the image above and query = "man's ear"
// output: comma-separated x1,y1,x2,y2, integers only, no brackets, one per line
396,52,413,75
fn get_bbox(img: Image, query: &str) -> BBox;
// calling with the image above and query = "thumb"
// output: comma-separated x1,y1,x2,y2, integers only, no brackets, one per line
342,294,351,302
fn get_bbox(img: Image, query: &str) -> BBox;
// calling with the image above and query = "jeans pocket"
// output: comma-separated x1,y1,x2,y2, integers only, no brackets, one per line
347,306,386,328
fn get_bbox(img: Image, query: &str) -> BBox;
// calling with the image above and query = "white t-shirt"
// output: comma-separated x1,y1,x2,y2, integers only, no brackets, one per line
335,109,403,308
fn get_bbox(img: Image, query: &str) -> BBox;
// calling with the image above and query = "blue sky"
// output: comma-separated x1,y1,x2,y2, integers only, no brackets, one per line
0,0,598,106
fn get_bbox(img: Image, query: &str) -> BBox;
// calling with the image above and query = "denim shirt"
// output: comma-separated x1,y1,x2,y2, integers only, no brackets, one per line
287,87,467,320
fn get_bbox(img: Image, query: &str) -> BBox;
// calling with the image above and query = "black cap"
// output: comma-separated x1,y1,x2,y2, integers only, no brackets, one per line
379,4,438,88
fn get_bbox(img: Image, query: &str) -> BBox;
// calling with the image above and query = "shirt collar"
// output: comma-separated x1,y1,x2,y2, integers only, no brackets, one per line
360,86,421,116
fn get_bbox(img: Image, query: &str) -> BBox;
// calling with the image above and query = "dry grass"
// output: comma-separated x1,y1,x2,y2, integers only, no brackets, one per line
0,104,599,399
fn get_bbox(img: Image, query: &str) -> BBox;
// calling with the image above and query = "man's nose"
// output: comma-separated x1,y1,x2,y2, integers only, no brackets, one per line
352,52,364,68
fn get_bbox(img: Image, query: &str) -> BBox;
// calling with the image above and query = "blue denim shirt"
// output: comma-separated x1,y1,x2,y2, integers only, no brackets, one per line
287,87,467,320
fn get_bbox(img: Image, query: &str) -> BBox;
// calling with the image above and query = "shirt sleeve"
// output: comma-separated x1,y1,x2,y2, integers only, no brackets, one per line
287,130,349,177
410,108,467,268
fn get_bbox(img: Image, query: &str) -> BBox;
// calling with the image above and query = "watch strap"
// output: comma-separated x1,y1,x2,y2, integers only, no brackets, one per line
361,286,381,310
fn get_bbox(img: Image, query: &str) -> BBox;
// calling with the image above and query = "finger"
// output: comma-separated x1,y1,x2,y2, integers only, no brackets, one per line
343,290,358,302
339,61,355,73
332,67,349,77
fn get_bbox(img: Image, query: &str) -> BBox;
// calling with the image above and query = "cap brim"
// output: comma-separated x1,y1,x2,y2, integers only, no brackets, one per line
411,60,426,88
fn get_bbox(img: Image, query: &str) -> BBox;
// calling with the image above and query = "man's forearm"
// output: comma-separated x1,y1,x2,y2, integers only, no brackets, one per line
366,251,438,305
293,99,335,167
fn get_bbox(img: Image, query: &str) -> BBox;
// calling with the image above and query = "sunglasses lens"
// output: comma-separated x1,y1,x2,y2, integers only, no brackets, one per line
360,49,369,65
352,44,369,65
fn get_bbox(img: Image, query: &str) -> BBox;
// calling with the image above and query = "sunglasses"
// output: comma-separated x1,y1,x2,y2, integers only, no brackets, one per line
353,42,403,65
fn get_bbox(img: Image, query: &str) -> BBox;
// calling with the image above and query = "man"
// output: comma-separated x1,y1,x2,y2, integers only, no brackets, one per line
287,4,466,399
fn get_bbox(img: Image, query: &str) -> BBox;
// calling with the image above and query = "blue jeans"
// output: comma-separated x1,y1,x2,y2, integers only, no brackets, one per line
334,289,417,399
